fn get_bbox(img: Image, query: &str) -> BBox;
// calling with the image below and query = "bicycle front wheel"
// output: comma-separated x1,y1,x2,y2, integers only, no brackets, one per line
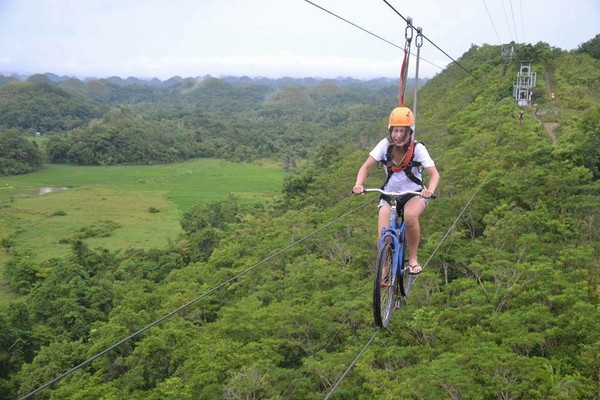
400,268,415,298
397,236,413,298
373,241,396,327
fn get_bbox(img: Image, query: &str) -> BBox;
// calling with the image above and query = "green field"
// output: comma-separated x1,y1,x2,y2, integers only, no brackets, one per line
0,159,284,300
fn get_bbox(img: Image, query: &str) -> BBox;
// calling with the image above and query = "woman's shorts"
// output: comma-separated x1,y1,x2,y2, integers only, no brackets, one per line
378,192,428,209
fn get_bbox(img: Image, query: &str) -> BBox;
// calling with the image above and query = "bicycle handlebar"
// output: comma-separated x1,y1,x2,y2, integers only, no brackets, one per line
362,188,421,196
360,188,437,199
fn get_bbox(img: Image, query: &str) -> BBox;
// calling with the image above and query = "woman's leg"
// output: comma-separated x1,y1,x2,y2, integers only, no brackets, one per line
403,196,427,271
377,204,391,241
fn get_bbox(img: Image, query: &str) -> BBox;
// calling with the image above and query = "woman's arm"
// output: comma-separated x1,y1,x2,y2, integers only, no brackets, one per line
353,156,378,194
421,165,440,198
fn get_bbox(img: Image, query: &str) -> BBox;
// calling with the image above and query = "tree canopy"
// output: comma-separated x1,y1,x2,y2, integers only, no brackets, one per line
0,41,599,399
0,130,43,176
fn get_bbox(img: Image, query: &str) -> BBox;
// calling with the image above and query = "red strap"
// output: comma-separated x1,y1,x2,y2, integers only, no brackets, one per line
391,140,415,173
398,45,409,107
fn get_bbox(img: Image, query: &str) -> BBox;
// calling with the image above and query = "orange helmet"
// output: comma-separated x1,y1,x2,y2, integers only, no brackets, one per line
388,106,415,129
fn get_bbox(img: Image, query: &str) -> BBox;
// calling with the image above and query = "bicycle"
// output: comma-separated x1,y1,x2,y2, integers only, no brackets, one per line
362,188,424,328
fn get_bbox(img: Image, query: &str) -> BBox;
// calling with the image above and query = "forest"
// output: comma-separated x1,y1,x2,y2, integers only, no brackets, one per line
0,71,407,171
0,36,599,399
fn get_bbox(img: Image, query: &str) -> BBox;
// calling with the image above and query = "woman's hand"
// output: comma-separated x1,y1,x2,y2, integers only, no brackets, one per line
352,185,364,195
421,188,434,198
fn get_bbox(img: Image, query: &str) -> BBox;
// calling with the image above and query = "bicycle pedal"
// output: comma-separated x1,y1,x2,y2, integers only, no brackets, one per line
395,300,402,309
381,275,391,287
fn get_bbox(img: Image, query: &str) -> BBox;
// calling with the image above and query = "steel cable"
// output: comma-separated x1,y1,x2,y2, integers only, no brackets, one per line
19,198,377,400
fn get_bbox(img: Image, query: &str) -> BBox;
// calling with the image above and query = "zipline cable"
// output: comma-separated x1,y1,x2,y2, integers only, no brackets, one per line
302,0,444,71
19,198,378,400
323,329,381,400
322,133,517,399
501,0,515,42
508,0,519,43
25,3,523,398
304,0,403,51
307,6,523,396
422,184,486,268
282,327,343,398
519,0,525,43
482,0,503,44
319,0,532,396
419,133,515,272
323,129,520,400
22,14,497,386
381,0,483,84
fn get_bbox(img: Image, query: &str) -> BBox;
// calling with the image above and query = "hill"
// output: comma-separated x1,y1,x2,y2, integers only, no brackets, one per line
0,74,419,169
1,40,599,399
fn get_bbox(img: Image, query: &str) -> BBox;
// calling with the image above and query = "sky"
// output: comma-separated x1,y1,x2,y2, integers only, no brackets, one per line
0,0,598,80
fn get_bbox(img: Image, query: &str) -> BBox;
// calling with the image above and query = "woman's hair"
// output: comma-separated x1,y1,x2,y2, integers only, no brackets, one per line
387,127,414,154
388,126,414,136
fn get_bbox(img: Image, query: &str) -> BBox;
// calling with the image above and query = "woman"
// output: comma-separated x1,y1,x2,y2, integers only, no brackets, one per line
352,106,440,275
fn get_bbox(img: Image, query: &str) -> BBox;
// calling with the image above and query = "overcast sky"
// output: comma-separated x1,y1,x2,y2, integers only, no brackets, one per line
0,0,598,80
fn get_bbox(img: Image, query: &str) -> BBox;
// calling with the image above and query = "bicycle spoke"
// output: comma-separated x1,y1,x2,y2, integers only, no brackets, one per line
373,242,396,327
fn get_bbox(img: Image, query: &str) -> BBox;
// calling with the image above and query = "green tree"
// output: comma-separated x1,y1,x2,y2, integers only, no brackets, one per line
0,82,99,131
576,33,600,59
0,129,43,175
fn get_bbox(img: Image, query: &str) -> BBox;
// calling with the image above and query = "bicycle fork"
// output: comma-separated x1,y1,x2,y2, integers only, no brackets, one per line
379,231,407,309
394,233,406,309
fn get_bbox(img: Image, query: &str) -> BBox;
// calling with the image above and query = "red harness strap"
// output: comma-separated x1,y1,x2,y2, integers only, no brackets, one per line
398,20,413,107
391,140,415,173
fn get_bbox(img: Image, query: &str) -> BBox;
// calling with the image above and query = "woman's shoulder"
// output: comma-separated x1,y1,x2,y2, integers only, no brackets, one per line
372,138,390,151
413,141,435,164
369,138,390,160
414,141,429,152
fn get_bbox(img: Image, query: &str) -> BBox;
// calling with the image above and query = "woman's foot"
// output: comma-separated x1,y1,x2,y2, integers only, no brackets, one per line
406,264,423,275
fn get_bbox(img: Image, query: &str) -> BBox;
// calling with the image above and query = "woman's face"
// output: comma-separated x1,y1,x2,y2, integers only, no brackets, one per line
389,126,411,147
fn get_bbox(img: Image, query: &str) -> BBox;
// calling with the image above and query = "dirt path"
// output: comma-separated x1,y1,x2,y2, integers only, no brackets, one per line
544,122,558,144
536,67,558,143
531,109,558,144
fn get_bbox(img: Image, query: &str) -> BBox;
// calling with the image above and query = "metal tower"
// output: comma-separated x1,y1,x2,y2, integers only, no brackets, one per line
501,42,515,76
513,60,537,106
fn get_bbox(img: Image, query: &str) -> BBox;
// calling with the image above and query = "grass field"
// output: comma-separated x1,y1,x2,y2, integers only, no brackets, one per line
0,159,284,301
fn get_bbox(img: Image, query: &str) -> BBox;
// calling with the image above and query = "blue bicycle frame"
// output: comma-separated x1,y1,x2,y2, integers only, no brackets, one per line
378,197,406,286
364,188,428,326
366,188,422,298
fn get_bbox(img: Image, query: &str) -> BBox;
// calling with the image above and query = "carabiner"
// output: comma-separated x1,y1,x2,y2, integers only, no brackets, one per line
404,16,414,43
415,27,423,48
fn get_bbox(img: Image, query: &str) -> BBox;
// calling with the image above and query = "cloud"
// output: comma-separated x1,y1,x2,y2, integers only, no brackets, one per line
1,0,598,80
126,53,407,79
11,53,417,80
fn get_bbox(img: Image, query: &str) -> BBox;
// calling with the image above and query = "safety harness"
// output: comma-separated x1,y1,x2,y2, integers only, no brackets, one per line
381,17,426,190
381,140,424,188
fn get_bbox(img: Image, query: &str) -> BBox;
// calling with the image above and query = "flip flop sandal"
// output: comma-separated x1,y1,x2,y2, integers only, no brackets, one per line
407,264,423,275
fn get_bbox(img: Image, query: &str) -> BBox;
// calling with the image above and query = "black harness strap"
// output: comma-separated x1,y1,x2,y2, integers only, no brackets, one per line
382,141,424,188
